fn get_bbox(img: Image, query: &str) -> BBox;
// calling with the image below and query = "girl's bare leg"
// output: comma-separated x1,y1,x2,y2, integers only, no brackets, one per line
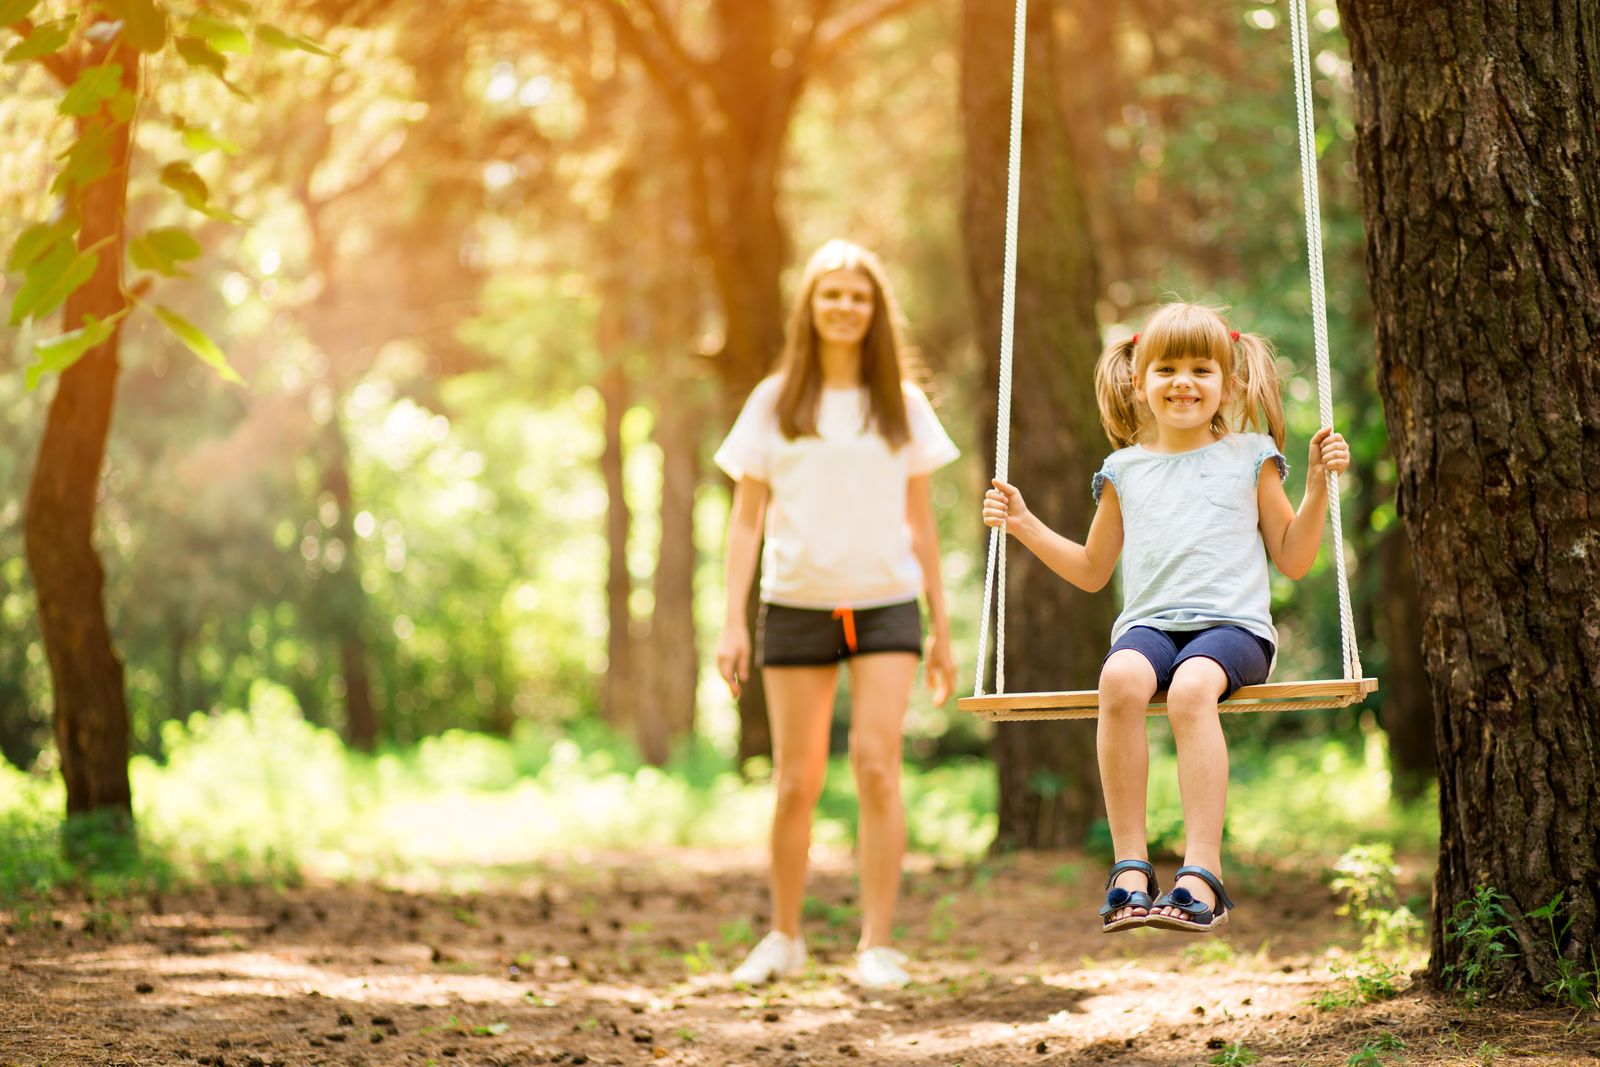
1098,650,1160,923
1157,656,1230,917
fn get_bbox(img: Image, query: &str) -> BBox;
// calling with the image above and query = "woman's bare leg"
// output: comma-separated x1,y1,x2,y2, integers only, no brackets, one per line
845,652,918,950
763,664,839,936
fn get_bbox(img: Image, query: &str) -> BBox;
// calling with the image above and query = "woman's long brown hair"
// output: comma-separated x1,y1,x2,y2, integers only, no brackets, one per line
772,240,914,448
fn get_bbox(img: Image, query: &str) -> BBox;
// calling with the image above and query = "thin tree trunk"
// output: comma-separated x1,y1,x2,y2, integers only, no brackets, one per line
638,392,701,766
1376,523,1433,801
962,0,1116,849
599,356,634,732
23,36,137,832
321,419,378,750
1338,0,1600,998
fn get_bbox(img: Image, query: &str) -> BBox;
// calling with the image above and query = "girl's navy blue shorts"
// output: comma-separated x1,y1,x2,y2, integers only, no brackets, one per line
757,600,922,667
1105,625,1274,699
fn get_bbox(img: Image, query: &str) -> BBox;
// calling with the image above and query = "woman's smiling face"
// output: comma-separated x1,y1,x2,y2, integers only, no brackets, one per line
1138,352,1226,434
810,268,875,348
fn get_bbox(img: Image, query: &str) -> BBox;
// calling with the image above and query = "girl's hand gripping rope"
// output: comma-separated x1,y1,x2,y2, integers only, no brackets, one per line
983,478,1030,532
1306,427,1351,485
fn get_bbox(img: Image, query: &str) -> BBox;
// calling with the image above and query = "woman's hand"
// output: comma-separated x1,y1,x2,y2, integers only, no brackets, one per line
983,478,1030,531
924,629,956,705
715,625,751,699
1306,428,1351,485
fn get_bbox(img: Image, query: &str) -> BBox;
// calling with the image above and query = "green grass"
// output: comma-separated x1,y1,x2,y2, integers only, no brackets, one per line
1,681,1439,908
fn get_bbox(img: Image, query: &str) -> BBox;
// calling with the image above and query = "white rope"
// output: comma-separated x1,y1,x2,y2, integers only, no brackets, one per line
972,0,1027,698
975,0,1364,698
1289,0,1362,681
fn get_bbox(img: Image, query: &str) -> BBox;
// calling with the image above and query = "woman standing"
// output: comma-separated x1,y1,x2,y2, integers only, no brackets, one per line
714,240,959,989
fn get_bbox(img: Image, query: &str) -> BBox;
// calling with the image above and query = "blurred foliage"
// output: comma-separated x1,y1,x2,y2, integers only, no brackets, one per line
0,683,1434,908
1,0,1420,853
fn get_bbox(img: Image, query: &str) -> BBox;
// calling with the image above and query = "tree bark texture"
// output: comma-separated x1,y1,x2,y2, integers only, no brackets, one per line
1337,0,1600,997
22,37,137,823
962,0,1118,848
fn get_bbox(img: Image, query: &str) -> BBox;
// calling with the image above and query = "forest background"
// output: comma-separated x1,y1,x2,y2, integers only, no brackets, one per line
1,0,1436,912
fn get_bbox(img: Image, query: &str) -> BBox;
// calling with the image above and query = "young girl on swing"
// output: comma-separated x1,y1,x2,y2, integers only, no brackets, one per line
981,302,1350,933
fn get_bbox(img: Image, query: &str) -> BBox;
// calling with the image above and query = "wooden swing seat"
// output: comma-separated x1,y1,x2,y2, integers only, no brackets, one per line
958,677,1378,721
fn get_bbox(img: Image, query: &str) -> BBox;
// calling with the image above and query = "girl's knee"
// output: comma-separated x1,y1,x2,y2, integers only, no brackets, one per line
1099,651,1156,709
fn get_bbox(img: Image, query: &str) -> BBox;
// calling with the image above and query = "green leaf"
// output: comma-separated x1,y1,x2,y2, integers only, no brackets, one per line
178,121,239,155
99,0,164,52
159,160,210,209
0,0,43,27
107,87,136,121
25,311,124,389
153,303,243,384
52,123,114,195
174,33,251,99
186,14,248,53
8,241,99,325
59,62,123,117
128,226,202,276
255,23,332,57
147,226,201,263
4,14,74,62
174,33,224,74
8,221,65,272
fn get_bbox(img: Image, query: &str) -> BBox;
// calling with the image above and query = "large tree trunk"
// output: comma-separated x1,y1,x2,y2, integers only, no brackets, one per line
962,0,1117,849
1337,0,1600,998
23,36,137,833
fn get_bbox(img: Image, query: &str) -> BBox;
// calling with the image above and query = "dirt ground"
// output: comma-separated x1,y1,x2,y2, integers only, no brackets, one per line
3,849,1597,1066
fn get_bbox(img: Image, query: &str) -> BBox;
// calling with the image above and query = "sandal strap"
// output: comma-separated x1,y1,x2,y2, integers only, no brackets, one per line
1104,858,1157,891
1098,887,1153,918
1173,865,1234,912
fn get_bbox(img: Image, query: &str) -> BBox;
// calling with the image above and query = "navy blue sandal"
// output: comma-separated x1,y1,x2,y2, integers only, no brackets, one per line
1145,865,1235,933
1098,859,1158,933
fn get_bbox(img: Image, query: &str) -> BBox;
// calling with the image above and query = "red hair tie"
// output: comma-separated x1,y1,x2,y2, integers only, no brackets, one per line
1130,333,1140,344
1230,330,1241,342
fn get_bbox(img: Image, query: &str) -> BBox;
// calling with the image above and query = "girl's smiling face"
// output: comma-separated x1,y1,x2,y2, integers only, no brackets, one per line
811,268,875,348
1138,353,1227,436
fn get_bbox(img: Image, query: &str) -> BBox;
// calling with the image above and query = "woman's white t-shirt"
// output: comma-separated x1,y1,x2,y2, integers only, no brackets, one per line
714,377,960,610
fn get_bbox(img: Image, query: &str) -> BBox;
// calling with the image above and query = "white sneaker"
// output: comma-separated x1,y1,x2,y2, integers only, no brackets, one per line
731,931,806,985
855,946,910,989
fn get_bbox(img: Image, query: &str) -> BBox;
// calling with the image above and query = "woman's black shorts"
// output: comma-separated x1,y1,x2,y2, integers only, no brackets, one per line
756,600,923,667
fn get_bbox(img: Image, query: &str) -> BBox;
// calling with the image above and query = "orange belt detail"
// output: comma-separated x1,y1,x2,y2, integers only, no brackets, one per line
831,607,858,653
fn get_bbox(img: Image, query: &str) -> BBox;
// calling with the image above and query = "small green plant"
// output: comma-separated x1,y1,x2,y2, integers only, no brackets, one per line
1209,1042,1261,1066
719,919,754,948
1184,939,1236,966
1476,1042,1502,1066
1442,885,1517,1005
1526,892,1600,1010
1346,1031,1405,1066
1316,845,1423,1010
682,940,715,975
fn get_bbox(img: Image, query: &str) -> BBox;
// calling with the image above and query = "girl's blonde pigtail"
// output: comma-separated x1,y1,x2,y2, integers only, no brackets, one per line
1233,332,1286,450
1094,337,1143,449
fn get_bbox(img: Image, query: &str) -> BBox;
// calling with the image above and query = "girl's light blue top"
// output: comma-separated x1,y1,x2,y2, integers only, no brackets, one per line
1092,432,1288,648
